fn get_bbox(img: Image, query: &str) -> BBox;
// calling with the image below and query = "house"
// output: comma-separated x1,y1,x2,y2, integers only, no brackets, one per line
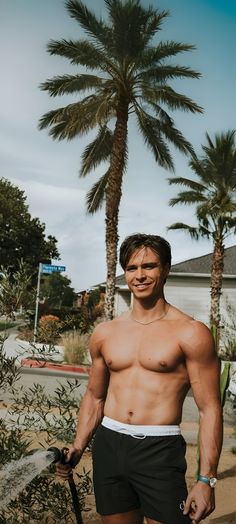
114,245,236,325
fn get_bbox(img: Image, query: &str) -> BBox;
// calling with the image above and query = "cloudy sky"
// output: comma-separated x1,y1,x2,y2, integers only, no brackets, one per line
1,0,236,291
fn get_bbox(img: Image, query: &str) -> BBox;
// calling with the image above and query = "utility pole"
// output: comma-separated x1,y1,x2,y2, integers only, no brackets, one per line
33,263,42,342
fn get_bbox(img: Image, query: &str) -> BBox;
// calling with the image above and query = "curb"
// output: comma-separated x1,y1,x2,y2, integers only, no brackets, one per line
21,358,90,375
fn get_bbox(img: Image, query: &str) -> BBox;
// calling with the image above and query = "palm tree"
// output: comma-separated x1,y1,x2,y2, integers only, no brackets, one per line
39,0,203,319
167,130,236,347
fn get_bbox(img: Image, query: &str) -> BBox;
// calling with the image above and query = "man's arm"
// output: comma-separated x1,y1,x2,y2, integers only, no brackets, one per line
57,323,110,476
182,320,223,522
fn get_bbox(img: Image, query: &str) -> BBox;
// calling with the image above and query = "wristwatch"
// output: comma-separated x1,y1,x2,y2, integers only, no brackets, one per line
197,474,217,488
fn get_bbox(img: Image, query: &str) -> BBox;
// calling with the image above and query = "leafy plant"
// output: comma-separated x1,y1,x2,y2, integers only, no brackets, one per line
0,336,92,522
0,261,33,319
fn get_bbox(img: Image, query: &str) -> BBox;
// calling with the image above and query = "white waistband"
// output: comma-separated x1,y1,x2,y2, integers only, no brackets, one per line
101,416,181,438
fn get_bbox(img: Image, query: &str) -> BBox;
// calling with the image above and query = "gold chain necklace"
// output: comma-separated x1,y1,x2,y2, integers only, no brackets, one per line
131,304,170,325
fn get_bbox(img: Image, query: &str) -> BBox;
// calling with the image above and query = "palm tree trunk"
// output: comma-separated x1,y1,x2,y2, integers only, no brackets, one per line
210,237,224,349
105,98,128,320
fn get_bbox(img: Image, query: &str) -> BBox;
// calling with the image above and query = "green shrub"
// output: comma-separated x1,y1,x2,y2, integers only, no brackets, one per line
0,338,92,522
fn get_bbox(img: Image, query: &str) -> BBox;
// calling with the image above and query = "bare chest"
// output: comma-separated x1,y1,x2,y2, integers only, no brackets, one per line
102,325,184,373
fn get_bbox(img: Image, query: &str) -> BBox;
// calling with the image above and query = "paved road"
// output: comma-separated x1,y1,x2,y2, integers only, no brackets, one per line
1,330,88,400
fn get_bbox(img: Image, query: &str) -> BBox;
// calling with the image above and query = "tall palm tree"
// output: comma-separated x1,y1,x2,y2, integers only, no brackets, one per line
39,0,203,319
167,130,236,346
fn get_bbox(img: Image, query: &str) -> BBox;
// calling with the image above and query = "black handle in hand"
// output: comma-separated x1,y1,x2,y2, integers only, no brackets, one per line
47,446,78,468
47,447,83,524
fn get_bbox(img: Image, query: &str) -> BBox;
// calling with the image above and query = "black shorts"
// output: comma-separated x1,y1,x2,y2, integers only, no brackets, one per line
92,425,191,523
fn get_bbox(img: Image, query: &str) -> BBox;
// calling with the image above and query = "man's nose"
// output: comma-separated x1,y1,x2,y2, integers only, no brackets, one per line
136,268,146,280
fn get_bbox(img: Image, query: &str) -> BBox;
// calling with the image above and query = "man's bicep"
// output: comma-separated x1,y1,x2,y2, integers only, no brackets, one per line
87,352,110,401
184,322,221,410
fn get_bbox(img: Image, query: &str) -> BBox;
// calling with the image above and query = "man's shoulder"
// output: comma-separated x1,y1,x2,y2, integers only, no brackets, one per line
92,314,126,336
169,305,210,330
168,305,213,343
168,304,193,322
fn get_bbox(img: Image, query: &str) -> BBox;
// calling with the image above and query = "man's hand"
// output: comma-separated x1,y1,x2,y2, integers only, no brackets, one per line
56,447,82,480
183,482,215,522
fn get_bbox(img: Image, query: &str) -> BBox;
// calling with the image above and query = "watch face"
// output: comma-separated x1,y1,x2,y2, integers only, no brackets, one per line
209,477,217,488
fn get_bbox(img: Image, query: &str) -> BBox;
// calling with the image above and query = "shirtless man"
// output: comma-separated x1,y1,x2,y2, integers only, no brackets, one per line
58,233,223,524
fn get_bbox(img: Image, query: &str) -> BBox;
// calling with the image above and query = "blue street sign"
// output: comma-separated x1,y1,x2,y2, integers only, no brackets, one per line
41,264,66,274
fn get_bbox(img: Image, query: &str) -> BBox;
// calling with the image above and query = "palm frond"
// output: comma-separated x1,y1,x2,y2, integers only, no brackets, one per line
168,177,206,192
39,94,114,140
47,39,107,70
38,107,67,131
224,216,236,233
140,64,201,83
198,225,212,239
142,96,196,157
190,130,236,190
105,1,169,61
40,74,105,97
159,123,196,158
196,205,211,227
140,8,170,48
86,171,109,214
141,97,173,126
169,191,206,207
135,106,174,170
66,0,112,49
167,222,200,240
157,86,203,114
138,41,196,70
80,126,114,177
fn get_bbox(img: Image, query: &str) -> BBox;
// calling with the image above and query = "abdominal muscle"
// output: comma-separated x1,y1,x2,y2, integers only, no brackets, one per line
103,366,190,426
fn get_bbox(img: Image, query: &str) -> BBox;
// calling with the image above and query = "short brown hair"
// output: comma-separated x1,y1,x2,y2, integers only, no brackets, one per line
119,233,172,270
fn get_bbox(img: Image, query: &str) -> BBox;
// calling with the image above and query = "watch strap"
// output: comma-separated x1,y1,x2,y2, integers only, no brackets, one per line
197,474,210,485
197,474,217,487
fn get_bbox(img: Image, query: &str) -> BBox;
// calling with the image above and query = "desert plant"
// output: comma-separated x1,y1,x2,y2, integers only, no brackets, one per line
61,331,90,365
37,314,61,344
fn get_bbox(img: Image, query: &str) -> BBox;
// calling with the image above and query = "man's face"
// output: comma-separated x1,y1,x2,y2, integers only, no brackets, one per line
124,246,169,298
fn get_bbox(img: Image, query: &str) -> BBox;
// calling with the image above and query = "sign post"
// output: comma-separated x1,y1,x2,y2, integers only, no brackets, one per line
33,263,66,342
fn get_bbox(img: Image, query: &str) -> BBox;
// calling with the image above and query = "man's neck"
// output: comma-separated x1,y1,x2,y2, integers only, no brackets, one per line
131,296,168,323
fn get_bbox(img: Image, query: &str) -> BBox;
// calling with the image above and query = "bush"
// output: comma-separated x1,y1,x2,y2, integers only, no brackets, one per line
61,331,90,365
0,337,92,522
37,315,61,344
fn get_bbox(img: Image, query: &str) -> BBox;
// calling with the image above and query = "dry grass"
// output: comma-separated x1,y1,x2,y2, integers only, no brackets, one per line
61,331,91,365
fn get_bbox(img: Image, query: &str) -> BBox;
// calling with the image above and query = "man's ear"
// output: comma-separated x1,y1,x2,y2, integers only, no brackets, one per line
163,264,170,283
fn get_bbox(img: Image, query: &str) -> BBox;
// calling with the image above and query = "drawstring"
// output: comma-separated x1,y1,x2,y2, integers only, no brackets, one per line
117,429,146,439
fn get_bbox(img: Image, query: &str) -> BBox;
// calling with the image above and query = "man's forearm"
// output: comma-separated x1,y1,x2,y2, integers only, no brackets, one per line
198,404,223,476
73,390,105,454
